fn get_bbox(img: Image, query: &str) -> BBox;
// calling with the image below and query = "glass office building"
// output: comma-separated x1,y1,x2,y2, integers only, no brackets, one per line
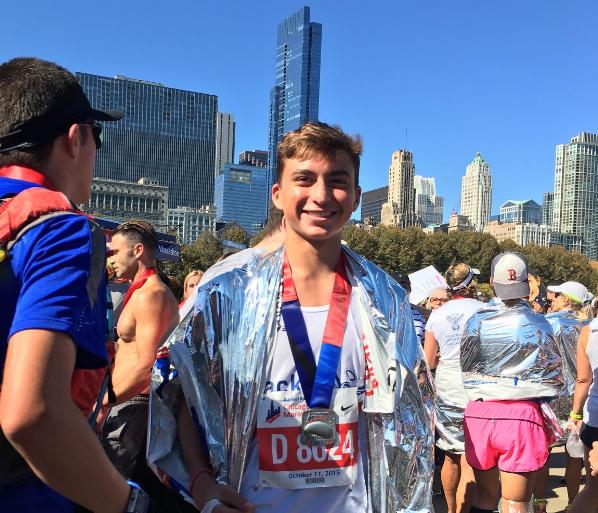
499,199,542,225
215,164,269,235
77,73,218,209
267,6,322,186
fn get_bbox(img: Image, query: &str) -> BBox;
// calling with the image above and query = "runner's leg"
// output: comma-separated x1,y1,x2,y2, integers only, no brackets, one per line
564,453,583,505
500,470,536,513
442,451,461,513
532,457,550,513
570,447,598,513
471,467,499,511
456,453,476,513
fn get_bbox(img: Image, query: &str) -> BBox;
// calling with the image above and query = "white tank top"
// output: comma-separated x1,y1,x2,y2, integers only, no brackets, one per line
584,318,598,426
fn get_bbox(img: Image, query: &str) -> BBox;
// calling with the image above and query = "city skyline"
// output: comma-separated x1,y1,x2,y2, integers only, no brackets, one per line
2,1,597,219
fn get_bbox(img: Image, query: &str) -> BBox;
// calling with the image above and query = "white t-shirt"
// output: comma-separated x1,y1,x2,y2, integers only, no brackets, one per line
239,288,369,513
426,298,485,362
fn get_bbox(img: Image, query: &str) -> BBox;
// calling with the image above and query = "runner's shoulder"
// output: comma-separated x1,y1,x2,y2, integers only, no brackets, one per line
136,278,177,308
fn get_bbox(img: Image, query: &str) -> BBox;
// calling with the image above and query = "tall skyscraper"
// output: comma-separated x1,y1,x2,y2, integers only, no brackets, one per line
77,73,218,209
414,175,444,227
215,112,235,175
460,152,492,231
552,132,598,259
267,6,322,186
215,163,269,235
380,150,418,228
361,186,388,225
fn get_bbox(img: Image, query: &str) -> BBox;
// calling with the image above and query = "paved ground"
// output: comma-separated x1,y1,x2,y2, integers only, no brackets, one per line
432,447,578,513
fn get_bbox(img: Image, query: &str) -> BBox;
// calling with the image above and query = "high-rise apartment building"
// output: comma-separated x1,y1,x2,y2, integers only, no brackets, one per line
460,152,492,231
77,73,218,209
267,6,322,186
215,113,235,175
414,176,444,227
499,199,542,225
552,132,598,259
380,150,418,228
361,186,388,225
214,163,269,235
239,150,268,168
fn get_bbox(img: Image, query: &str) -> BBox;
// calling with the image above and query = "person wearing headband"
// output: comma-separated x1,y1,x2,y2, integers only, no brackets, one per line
423,262,485,513
535,281,593,512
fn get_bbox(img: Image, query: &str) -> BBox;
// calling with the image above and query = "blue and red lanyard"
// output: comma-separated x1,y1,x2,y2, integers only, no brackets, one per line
281,252,352,409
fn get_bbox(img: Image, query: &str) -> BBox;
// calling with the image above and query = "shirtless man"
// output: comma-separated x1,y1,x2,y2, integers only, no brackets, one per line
101,220,178,500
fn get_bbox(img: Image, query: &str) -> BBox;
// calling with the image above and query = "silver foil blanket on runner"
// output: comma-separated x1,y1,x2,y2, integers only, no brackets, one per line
461,303,563,401
147,246,435,513
433,360,468,453
545,311,587,434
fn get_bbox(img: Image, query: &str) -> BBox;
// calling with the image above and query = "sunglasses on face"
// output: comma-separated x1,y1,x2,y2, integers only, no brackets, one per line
79,122,103,149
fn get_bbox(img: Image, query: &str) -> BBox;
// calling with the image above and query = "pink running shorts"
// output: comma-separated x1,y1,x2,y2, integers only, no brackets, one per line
463,399,549,473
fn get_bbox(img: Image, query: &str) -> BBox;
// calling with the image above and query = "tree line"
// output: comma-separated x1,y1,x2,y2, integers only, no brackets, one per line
163,224,598,292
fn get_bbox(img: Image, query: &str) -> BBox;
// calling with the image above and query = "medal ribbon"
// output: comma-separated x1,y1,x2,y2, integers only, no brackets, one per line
0,165,56,190
281,251,352,408
122,267,157,308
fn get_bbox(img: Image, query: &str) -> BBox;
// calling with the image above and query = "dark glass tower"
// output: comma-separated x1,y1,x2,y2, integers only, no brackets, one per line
77,73,218,209
267,6,322,186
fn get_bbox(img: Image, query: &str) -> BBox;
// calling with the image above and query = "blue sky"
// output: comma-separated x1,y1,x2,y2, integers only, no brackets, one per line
3,0,597,219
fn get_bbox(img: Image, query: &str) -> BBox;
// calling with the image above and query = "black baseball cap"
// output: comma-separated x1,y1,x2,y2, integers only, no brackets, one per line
0,81,123,154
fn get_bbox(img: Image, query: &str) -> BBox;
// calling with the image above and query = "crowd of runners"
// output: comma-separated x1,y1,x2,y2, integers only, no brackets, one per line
1,56,598,513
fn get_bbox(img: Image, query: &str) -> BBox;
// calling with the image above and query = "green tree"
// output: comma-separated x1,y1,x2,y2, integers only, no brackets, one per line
342,225,378,261
177,230,222,279
221,224,250,246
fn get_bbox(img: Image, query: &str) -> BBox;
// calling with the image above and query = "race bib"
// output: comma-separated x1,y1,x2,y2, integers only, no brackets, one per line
257,387,359,489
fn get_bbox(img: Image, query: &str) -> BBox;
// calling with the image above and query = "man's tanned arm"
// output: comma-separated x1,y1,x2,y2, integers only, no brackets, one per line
0,330,130,513
108,287,178,405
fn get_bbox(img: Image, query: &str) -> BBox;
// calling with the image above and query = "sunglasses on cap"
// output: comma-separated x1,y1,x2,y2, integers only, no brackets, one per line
79,122,103,149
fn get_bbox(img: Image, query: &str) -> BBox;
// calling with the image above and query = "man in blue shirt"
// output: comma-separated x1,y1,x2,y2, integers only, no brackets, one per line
0,57,143,512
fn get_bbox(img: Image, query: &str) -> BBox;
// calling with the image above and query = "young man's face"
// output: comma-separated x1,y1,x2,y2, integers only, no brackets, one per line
108,233,139,281
272,151,361,243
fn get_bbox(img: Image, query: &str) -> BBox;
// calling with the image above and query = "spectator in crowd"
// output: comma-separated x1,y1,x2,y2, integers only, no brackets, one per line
182,269,203,301
424,263,485,513
426,287,449,311
533,281,591,512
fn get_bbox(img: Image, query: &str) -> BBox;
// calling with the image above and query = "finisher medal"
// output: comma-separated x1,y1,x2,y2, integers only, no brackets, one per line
301,408,339,446
281,252,352,448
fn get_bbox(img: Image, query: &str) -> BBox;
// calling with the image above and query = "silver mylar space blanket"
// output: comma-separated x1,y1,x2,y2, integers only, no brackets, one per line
147,246,435,513
545,311,588,424
461,302,563,401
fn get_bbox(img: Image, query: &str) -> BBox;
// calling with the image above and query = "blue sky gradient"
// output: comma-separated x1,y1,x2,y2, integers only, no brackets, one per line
2,0,597,219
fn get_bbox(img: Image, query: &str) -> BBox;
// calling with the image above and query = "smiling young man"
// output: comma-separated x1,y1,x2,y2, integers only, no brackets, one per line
166,122,434,513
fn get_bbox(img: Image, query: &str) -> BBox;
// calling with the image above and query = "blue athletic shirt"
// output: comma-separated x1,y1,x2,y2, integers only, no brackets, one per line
0,176,108,512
